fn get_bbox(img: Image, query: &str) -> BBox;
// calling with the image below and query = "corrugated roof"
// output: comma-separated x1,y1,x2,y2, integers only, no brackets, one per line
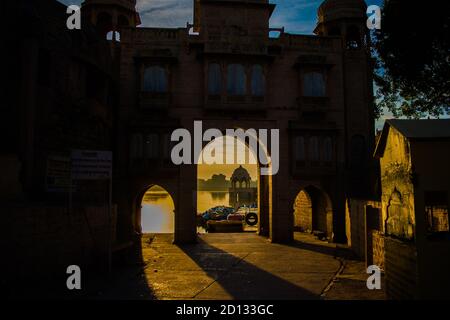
387,119,450,138
374,119,450,158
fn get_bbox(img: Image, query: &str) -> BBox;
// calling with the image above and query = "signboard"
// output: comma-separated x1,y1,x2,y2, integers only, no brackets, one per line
46,155,70,192
69,149,114,274
71,150,112,180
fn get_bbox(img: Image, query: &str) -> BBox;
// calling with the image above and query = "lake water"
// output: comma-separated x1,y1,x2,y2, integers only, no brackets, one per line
141,191,230,233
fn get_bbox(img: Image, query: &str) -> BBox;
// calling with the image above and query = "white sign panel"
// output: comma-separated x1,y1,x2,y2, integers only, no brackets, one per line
46,155,70,192
71,150,112,180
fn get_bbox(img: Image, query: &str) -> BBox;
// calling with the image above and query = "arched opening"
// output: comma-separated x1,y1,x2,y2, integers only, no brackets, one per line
197,135,259,233
106,30,120,42
386,189,414,240
293,190,312,232
139,185,175,234
293,186,333,240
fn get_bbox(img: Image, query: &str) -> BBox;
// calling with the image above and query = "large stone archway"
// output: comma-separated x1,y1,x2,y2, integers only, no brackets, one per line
195,121,275,238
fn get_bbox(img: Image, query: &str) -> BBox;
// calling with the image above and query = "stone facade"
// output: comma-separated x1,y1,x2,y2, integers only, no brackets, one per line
80,0,375,244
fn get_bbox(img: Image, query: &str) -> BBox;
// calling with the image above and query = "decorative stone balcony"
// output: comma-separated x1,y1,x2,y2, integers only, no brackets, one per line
298,96,330,112
205,95,266,111
139,92,169,110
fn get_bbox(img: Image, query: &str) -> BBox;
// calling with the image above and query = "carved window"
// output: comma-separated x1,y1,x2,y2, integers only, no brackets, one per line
425,191,449,235
208,63,222,95
303,72,326,97
143,66,167,93
386,190,414,240
227,64,246,95
251,65,265,96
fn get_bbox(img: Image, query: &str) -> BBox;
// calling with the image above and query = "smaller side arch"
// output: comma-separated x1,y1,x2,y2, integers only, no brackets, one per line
292,185,333,239
135,184,175,235
293,190,313,232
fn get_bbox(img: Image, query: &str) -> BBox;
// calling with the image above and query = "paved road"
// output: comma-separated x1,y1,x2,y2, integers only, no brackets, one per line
89,232,384,300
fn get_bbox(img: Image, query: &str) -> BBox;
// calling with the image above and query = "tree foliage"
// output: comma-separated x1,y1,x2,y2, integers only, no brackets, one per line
373,0,449,118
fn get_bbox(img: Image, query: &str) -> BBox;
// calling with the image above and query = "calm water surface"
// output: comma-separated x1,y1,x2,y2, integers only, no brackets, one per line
141,191,230,233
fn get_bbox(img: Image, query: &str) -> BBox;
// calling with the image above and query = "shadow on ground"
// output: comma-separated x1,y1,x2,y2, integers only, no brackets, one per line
177,237,318,300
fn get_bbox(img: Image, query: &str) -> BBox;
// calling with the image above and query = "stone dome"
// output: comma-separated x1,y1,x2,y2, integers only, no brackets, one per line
231,165,251,182
82,0,137,11
317,0,367,24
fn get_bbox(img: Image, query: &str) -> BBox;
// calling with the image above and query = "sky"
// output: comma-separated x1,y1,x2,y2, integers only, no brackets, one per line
60,0,386,129
198,136,258,181
59,0,383,34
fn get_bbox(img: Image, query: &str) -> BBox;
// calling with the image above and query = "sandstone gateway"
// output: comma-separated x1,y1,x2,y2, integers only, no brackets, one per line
80,0,375,244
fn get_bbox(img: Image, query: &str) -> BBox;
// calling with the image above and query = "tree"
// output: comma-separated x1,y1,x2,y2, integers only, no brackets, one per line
373,0,449,118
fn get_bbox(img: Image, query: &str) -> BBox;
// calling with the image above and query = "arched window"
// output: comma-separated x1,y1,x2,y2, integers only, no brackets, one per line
251,65,265,96
295,136,305,161
143,66,167,93
303,72,326,97
145,134,159,159
130,134,143,159
227,64,246,95
323,136,333,162
106,31,121,42
208,63,222,95
309,136,320,162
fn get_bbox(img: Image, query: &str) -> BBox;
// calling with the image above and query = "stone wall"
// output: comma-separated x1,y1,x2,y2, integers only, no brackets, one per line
345,198,381,260
293,191,312,232
385,237,418,300
372,231,385,270
3,204,116,292
345,198,366,258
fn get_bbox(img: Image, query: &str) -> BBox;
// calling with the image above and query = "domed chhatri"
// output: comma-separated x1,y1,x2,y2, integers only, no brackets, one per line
317,0,367,24
229,166,257,209
231,165,251,189
314,0,368,46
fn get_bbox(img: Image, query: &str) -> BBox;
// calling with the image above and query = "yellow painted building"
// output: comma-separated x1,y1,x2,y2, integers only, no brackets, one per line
375,119,450,299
